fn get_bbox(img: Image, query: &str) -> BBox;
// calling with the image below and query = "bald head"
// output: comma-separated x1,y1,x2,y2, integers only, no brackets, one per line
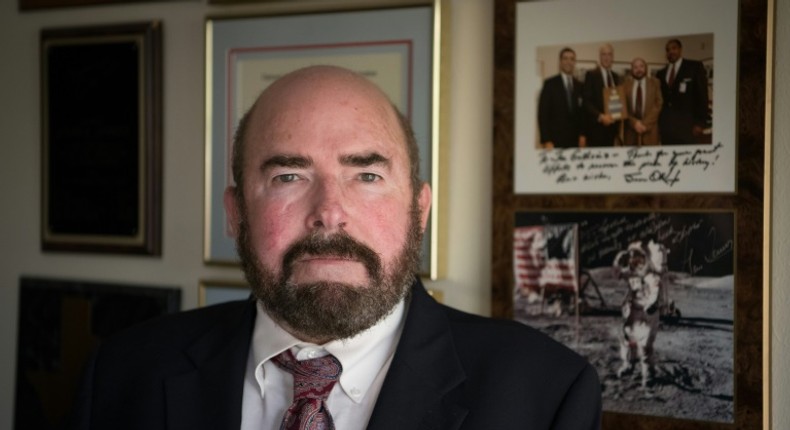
599,43,614,69
231,65,421,199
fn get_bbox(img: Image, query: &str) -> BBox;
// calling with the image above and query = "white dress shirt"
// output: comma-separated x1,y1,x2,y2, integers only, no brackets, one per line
666,58,684,83
240,299,407,430
599,67,614,87
561,73,573,91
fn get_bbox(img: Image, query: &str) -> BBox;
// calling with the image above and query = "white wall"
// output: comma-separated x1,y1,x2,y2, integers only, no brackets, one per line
0,0,786,429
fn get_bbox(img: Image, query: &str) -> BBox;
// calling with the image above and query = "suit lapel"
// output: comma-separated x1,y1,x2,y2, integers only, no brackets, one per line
165,300,256,430
366,281,468,430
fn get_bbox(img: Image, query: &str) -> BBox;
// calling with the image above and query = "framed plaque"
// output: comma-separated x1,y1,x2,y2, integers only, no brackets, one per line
41,22,163,255
604,85,628,121
14,276,180,429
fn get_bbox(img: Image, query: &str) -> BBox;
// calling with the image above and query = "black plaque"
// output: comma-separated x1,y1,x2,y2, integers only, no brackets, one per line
41,22,162,254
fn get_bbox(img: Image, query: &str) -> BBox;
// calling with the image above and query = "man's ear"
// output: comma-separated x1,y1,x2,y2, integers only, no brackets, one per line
417,182,432,231
223,186,241,237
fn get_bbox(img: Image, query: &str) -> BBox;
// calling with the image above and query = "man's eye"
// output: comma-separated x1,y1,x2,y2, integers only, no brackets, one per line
275,174,298,183
359,173,381,182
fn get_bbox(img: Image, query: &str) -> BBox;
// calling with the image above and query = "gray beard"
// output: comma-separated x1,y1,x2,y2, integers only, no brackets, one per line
235,200,423,342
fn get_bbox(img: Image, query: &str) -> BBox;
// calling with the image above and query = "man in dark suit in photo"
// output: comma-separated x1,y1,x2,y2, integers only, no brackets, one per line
538,47,585,149
582,43,622,147
656,38,710,145
70,65,602,430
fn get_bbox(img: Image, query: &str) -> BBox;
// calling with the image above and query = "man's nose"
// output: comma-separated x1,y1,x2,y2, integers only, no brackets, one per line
306,178,347,231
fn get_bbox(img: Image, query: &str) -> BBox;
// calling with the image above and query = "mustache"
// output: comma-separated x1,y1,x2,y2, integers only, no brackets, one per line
281,231,383,281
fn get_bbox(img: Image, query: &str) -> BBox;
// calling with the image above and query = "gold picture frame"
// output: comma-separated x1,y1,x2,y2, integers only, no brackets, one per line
203,1,448,280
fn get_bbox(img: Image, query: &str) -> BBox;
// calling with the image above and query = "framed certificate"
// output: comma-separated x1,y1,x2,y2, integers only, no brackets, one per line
204,3,447,279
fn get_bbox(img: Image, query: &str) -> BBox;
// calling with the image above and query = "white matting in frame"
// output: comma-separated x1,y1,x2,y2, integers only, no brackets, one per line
204,6,437,276
514,0,737,194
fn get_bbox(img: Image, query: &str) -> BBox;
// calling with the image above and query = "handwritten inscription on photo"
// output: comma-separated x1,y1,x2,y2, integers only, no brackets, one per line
539,143,723,187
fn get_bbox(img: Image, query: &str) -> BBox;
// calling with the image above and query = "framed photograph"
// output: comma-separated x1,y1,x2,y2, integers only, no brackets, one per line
204,3,446,279
14,276,180,430
41,22,162,255
513,211,734,422
198,279,251,306
513,1,731,194
494,0,770,428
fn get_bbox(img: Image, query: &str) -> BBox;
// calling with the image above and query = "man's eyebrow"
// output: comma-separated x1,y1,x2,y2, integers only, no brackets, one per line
339,152,391,168
260,155,312,171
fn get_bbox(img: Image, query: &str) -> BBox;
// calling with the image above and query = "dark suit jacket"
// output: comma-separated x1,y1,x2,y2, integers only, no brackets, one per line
538,74,583,148
582,67,621,147
71,280,602,430
656,58,709,145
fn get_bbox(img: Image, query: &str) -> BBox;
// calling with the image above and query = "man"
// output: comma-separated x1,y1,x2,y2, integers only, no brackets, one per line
537,47,585,149
656,38,710,145
582,43,622,147
622,57,663,146
71,66,601,430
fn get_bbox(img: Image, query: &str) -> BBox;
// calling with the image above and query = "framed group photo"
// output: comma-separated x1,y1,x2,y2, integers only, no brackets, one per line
512,0,735,195
494,0,771,428
204,2,447,279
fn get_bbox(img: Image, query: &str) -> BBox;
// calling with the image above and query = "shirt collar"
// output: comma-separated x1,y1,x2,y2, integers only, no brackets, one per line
250,297,408,404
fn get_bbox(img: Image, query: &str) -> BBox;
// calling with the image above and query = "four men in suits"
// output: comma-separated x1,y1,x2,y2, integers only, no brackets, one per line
656,38,711,145
71,65,602,430
538,47,585,149
536,38,711,148
623,57,663,146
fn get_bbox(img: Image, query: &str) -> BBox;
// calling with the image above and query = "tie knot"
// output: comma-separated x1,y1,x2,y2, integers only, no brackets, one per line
273,350,342,401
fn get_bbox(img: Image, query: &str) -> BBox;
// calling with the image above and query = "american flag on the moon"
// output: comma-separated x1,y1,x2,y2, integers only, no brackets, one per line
513,223,579,297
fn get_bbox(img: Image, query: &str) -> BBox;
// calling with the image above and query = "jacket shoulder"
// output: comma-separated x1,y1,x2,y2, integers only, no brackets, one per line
97,299,253,356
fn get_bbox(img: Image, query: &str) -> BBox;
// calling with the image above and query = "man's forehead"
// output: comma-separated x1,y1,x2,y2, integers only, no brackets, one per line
246,108,406,161
252,77,400,136
259,66,391,109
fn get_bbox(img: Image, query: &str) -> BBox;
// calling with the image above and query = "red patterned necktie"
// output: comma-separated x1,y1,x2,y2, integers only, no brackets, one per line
668,63,676,87
273,350,343,430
